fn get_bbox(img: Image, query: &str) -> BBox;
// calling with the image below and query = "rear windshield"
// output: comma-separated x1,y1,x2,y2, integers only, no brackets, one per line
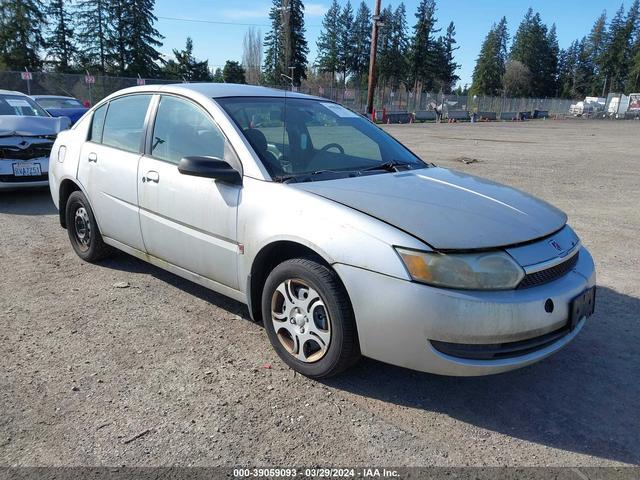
0,94,49,117
35,97,84,109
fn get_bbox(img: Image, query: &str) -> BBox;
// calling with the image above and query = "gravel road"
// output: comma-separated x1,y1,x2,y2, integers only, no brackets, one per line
1,120,638,467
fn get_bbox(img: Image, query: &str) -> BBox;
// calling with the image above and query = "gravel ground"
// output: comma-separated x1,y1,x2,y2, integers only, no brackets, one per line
1,120,638,468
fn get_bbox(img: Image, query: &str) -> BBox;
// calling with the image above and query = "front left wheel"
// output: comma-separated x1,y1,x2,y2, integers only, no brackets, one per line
261,257,361,378
65,191,111,262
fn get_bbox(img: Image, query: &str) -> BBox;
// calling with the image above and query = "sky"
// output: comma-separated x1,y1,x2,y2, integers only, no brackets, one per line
154,0,625,87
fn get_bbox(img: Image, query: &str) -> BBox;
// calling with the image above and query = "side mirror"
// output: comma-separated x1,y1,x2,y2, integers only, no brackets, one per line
178,156,242,185
58,116,72,131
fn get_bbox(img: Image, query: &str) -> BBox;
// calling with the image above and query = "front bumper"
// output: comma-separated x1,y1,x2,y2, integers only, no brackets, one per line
0,157,49,190
334,247,596,376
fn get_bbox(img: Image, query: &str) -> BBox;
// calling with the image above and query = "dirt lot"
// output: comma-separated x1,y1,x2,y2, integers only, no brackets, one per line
1,120,639,467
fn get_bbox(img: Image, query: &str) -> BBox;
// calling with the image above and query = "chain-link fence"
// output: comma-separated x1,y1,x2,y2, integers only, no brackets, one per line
2,70,575,116
0,71,175,105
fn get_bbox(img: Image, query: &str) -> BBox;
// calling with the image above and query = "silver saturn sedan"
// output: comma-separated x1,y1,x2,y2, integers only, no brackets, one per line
48,84,596,378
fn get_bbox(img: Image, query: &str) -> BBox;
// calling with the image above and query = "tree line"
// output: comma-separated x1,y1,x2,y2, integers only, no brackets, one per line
314,0,459,95
0,0,246,82
1,0,639,98
472,3,640,98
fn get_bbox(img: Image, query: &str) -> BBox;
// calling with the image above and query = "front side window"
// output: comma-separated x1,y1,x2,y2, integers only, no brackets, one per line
217,97,425,182
151,95,238,168
0,94,49,117
101,94,152,153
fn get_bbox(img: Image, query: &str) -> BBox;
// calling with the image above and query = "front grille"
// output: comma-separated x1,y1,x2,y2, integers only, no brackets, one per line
517,251,579,289
0,143,53,161
0,174,48,183
431,326,570,360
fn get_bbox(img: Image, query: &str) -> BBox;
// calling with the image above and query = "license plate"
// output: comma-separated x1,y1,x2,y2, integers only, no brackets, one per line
13,162,42,177
569,286,596,330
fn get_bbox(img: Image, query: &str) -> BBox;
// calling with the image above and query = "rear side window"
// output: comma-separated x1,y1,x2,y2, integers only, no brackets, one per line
101,95,151,153
89,104,107,143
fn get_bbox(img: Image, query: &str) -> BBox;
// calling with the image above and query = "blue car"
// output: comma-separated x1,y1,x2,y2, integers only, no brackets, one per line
31,95,89,125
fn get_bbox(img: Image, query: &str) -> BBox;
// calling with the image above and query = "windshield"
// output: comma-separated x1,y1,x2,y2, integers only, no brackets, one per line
216,97,426,181
0,94,49,117
35,97,84,109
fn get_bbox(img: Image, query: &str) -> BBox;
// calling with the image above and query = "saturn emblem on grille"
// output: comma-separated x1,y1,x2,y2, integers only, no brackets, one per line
549,239,563,253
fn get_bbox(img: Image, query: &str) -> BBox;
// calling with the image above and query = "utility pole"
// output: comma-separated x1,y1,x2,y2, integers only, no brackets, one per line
366,0,382,116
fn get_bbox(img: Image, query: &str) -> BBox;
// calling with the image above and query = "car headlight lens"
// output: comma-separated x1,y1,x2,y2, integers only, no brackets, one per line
396,248,525,290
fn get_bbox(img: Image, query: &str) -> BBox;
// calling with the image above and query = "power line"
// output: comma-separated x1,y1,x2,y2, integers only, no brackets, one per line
157,16,270,27
156,15,322,28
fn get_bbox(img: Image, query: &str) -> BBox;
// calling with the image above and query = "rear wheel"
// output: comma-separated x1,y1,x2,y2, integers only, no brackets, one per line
65,191,111,262
261,257,360,378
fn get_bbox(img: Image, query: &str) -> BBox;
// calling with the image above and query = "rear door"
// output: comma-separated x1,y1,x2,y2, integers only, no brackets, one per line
137,94,242,289
77,94,152,251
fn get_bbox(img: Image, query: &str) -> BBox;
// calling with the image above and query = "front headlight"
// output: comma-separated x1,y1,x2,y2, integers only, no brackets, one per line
396,248,525,290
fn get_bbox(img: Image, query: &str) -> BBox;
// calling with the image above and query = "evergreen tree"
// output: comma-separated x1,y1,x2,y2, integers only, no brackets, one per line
470,19,507,96
223,60,246,84
164,37,211,81
0,0,46,70
263,0,283,85
337,1,354,86
282,0,308,85
350,1,371,82
598,2,639,93
408,0,440,92
586,11,608,95
76,0,110,73
212,67,224,83
263,0,307,86
627,35,640,92
378,3,409,89
439,21,460,93
601,4,628,93
623,0,640,91
46,0,75,72
125,0,163,77
509,9,558,97
546,24,560,96
107,0,128,75
316,0,341,81
558,40,579,98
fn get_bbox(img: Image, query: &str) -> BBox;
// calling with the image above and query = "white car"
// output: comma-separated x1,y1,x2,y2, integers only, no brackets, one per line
0,89,70,189
49,84,595,378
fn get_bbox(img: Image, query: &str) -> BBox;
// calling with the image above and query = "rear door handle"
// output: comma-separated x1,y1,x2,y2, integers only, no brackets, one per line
88,152,98,163
143,170,160,183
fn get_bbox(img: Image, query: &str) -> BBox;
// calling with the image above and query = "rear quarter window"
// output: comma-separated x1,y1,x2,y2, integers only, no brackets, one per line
89,104,107,143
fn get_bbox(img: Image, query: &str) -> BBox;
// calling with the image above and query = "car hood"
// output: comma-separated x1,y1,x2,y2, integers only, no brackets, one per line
293,167,567,250
0,115,71,137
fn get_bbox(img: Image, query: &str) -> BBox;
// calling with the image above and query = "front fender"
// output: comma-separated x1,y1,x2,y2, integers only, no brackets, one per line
238,177,430,285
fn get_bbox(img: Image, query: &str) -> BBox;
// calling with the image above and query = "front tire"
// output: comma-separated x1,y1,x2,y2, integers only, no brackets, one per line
65,191,111,262
261,257,360,378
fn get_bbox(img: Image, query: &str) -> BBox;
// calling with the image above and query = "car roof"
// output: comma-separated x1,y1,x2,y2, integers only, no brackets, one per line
0,89,28,96
100,83,324,102
31,95,78,100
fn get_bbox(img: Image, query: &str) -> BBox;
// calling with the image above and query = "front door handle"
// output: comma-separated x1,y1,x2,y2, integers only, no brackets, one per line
143,170,160,183
88,152,98,163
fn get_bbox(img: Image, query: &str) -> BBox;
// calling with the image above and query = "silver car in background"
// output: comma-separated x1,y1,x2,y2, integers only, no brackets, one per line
0,89,70,189
48,84,596,378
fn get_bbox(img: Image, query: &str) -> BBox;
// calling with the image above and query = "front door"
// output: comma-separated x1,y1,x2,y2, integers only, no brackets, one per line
137,95,242,289
76,94,152,251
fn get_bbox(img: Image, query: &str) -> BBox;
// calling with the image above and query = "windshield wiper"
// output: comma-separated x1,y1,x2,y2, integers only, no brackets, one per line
272,174,299,184
361,160,414,172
